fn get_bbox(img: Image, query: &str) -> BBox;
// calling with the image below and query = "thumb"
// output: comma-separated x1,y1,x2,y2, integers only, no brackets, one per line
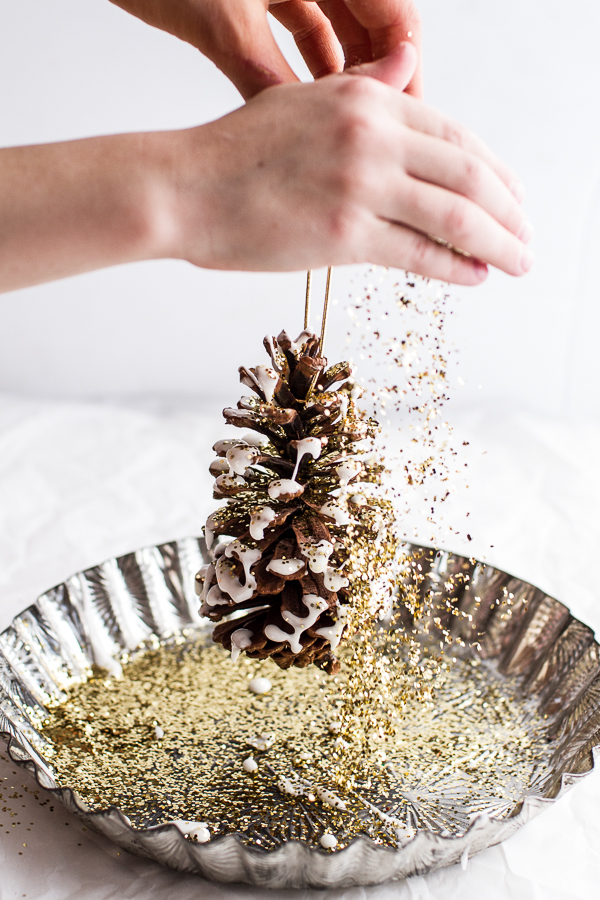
347,42,418,91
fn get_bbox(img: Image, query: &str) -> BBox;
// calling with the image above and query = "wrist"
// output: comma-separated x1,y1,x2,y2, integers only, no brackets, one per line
139,126,215,267
109,131,184,266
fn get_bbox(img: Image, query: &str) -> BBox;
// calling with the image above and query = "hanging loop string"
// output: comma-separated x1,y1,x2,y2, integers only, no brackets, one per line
304,270,312,331
304,267,332,353
319,267,332,355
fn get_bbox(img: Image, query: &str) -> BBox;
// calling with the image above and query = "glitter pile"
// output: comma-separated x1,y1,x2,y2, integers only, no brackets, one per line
41,635,553,850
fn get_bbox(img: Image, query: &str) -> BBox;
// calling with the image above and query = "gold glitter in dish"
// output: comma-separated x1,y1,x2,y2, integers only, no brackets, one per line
40,634,554,849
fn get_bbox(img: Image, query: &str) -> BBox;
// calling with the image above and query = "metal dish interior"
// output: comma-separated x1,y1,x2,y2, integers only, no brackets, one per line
1,537,599,889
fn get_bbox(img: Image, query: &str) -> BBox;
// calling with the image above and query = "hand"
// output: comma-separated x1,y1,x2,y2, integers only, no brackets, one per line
160,46,532,284
109,0,422,99
0,47,531,293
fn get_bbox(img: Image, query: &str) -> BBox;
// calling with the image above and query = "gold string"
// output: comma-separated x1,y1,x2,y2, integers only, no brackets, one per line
304,270,312,331
319,266,332,354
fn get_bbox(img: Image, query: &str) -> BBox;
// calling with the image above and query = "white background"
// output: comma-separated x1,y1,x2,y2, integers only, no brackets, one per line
1,2,600,899
1,0,600,418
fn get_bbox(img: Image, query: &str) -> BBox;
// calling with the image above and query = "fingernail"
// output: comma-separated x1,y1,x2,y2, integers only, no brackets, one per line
518,221,534,243
511,180,525,203
520,249,534,273
473,261,488,282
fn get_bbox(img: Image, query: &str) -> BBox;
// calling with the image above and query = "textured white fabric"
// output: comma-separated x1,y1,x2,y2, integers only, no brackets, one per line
1,394,599,898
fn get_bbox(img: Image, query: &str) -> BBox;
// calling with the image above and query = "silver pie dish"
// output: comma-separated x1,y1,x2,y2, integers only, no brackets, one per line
1,536,599,889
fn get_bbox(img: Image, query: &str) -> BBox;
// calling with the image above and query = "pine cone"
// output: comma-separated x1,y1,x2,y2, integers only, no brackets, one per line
196,329,389,674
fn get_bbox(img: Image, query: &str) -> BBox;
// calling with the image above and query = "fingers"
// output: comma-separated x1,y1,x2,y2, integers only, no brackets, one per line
337,0,423,96
378,174,532,277
401,127,531,240
393,94,525,201
348,42,417,91
270,1,344,78
367,218,489,286
271,0,423,96
315,0,373,68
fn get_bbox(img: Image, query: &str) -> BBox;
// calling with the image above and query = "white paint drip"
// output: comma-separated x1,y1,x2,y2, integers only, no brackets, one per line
290,436,322,480
249,506,276,541
212,537,234,559
254,365,279,404
209,457,229,475
226,445,259,476
275,774,346,814
215,473,246,493
248,733,275,751
263,334,283,372
216,557,253,603
320,833,338,849
323,566,349,592
277,329,312,353
267,478,304,501
264,594,328,654
319,501,353,526
357,795,415,842
248,676,272,694
266,558,305,577
277,776,304,797
226,540,262,576
216,541,261,603
338,392,349,420
230,628,253,662
336,459,362,487
199,564,215,603
206,583,230,607
172,820,210,843
212,438,247,456
316,618,346,651
300,539,334,574
241,431,268,447
316,787,347,811
243,756,258,773
195,563,210,597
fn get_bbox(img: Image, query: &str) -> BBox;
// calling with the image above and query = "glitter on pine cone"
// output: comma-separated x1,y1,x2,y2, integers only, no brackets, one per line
196,329,398,674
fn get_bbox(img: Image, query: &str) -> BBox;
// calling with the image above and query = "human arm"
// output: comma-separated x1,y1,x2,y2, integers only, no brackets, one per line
0,50,532,294
108,0,423,99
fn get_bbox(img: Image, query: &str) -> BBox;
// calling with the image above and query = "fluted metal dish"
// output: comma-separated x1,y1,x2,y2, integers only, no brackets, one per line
1,537,599,888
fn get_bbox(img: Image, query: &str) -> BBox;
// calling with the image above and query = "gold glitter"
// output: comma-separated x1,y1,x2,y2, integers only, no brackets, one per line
40,633,554,849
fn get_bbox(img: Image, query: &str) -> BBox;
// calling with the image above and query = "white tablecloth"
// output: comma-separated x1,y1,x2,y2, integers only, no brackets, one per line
1,393,599,899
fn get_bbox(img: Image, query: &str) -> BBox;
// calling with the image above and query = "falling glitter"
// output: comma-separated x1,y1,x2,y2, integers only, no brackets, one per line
343,269,470,548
